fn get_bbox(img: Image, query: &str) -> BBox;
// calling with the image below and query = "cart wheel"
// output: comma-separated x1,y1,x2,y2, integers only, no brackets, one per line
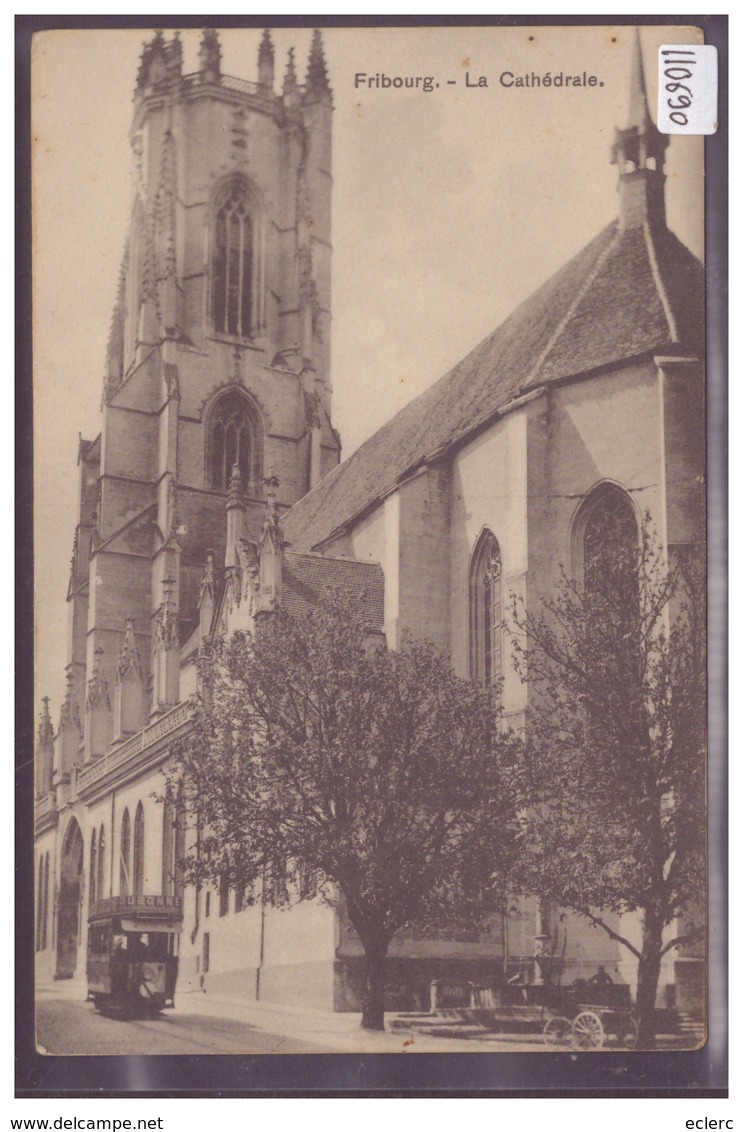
543,1016,573,1046
572,1011,606,1049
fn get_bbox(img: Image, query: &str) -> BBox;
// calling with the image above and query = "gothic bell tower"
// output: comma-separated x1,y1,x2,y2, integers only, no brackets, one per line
61,28,340,762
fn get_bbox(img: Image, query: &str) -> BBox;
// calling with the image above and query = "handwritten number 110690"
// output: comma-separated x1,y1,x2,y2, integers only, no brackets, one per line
660,48,699,127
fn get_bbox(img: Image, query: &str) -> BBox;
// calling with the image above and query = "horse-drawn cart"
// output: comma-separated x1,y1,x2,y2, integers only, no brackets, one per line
434,978,638,1049
512,981,637,1048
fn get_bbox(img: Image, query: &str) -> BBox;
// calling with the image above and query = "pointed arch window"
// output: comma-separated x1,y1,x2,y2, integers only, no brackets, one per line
212,181,257,338
580,486,638,600
207,391,262,492
97,826,106,904
470,532,503,690
119,808,131,897
89,831,98,912
133,803,145,896
161,799,185,898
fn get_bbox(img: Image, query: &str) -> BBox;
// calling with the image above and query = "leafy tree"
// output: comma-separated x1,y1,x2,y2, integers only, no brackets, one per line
165,598,524,1030
510,519,705,1047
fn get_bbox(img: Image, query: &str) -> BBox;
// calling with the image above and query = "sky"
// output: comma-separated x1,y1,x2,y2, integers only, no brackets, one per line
32,22,705,721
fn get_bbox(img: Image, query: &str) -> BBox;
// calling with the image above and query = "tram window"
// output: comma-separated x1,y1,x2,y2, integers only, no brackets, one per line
141,932,168,959
88,924,109,955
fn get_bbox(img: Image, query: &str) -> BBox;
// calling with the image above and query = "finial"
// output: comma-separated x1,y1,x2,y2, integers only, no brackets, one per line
199,550,215,596
305,29,332,101
59,670,81,732
136,29,168,93
38,698,54,746
263,467,279,501
282,47,299,105
87,647,110,710
117,616,142,679
258,28,275,88
199,28,222,82
227,463,246,509
165,30,183,83
156,579,180,652
261,469,282,544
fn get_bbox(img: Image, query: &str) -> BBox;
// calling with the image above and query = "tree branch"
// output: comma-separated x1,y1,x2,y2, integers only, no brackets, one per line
576,908,642,960
660,931,702,958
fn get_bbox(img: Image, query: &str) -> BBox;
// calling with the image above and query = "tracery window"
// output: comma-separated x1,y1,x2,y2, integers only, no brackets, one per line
470,531,503,690
207,391,261,492
119,808,131,897
133,803,145,896
212,182,254,338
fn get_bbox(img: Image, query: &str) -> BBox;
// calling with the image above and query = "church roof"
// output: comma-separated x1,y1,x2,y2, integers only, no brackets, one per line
282,551,384,629
282,219,703,552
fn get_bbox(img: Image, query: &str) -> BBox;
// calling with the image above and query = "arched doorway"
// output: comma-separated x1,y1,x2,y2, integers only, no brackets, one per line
56,819,84,979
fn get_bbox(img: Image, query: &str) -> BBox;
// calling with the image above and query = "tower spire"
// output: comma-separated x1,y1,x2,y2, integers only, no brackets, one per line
610,28,668,231
627,25,651,131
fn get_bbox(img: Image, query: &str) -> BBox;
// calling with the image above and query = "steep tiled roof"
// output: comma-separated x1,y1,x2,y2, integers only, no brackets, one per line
282,551,384,630
282,221,703,552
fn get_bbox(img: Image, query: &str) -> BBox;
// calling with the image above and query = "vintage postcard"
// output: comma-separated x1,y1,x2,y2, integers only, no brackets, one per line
30,21,716,1075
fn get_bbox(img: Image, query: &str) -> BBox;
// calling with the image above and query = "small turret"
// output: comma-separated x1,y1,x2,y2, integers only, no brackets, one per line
258,28,275,90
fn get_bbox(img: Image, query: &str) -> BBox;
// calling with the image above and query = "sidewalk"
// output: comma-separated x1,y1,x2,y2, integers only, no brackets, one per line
175,986,548,1053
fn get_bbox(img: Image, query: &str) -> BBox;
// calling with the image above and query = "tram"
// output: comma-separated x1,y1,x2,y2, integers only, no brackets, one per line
86,895,183,1016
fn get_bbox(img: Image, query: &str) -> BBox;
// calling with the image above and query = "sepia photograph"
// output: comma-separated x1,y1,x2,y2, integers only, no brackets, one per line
29,19,714,1072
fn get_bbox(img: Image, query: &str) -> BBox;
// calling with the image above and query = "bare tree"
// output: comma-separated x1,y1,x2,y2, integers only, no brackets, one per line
166,597,524,1030
510,519,706,1047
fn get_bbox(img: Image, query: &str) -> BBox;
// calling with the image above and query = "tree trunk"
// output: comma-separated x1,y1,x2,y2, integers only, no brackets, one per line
635,917,663,1049
360,941,388,1031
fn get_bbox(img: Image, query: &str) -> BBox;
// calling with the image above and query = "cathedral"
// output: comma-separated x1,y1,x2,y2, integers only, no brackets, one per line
34,28,705,1020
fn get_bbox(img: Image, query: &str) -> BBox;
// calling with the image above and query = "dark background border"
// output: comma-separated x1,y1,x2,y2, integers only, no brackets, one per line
16,12,728,1099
